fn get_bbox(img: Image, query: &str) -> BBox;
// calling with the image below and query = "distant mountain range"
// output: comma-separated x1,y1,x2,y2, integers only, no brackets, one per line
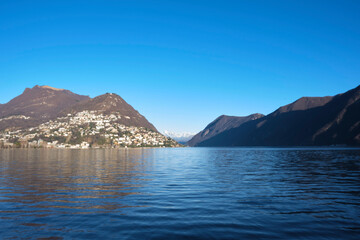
188,85,360,147
0,85,157,132
163,131,195,144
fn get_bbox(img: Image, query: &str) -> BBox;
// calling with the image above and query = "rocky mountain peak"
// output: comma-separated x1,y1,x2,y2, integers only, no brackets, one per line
36,85,64,91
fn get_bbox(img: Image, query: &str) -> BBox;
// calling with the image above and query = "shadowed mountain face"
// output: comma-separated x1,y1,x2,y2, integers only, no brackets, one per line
0,85,90,130
0,86,157,132
272,96,333,116
196,85,360,147
187,113,264,146
62,93,157,132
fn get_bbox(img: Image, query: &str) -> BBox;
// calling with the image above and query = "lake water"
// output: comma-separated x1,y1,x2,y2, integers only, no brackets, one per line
0,148,360,239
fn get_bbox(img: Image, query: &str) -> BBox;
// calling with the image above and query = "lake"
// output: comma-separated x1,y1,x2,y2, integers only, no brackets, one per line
0,148,360,239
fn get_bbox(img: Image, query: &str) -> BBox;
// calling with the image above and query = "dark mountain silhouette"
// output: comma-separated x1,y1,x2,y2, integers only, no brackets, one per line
195,85,360,147
62,93,157,131
272,96,333,116
188,113,264,146
0,85,89,130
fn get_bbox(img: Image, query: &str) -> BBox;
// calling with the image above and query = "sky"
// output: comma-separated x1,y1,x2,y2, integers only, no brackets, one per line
0,0,359,133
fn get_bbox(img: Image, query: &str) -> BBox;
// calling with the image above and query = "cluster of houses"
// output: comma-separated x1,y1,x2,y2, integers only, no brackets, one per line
0,111,179,148
0,115,30,122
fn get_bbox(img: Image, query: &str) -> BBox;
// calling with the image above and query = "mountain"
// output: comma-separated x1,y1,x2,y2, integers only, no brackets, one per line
0,86,179,148
196,85,360,147
271,96,333,116
0,86,157,132
163,131,195,144
187,113,264,146
0,85,89,130
61,93,157,131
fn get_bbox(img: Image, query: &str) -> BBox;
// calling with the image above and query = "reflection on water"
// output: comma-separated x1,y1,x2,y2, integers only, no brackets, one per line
1,149,154,212
0,148,360,239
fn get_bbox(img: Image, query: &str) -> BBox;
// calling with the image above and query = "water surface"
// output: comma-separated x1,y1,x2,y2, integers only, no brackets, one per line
0,148,360,239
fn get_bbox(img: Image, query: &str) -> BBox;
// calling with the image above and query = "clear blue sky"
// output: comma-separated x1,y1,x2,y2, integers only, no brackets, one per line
0,0,359,133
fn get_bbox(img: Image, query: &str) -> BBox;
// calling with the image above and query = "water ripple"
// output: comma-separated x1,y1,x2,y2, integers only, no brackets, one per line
0,148,360,239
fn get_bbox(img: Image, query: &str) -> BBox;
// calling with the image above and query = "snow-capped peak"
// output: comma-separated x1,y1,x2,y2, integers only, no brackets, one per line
162,130,195,143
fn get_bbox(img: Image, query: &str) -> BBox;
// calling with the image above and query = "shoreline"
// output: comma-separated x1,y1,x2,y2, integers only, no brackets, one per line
0,146,185,150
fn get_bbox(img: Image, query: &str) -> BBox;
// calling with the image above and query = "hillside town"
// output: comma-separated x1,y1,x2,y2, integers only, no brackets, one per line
0,111,181,148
